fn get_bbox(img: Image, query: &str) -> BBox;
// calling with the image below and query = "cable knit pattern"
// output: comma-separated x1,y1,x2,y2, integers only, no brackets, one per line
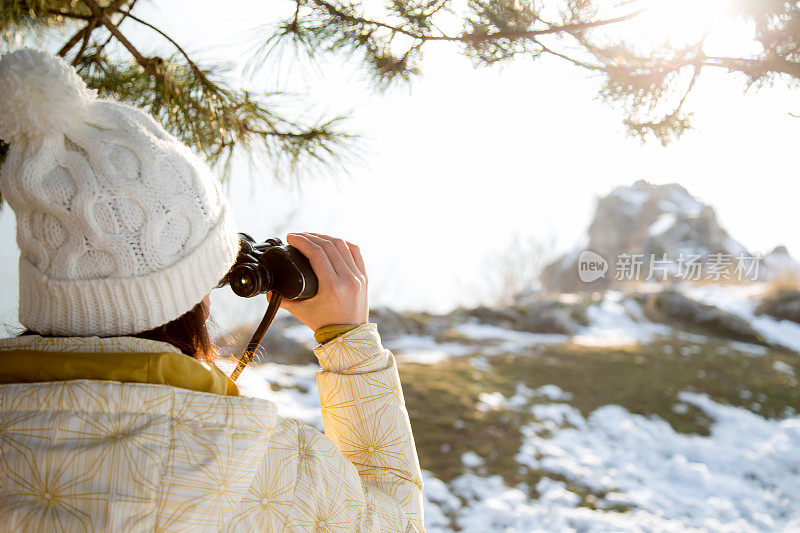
0,48,239,335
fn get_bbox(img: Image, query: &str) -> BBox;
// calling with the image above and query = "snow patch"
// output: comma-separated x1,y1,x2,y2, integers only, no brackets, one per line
455,322,569,346
461,451,485,468
574,292,671,346
532,384,573,401
773,360,796,377
648,212,676,236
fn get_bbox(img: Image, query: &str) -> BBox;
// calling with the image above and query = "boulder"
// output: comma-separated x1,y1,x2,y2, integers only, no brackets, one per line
512,300,588,335
368,306,449,340
639,290,765,344
451,299,589,335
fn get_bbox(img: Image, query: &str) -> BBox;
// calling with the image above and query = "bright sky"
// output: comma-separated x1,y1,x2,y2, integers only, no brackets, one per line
0,0,797,331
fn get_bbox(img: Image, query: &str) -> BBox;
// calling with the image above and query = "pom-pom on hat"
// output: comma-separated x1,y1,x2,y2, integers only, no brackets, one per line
0,48,240,336
0,48,97,143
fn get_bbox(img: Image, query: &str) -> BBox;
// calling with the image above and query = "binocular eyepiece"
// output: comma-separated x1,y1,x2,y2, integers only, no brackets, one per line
221,233,318,300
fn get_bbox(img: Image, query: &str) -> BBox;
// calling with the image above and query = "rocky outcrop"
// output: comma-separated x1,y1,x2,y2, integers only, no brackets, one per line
368,307,453,341
756,289,800,325
447,298,591,336
638,290,765,345
542,180,751,292
761,246,800,281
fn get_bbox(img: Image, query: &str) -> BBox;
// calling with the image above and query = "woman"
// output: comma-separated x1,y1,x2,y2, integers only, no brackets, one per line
0,48,423,532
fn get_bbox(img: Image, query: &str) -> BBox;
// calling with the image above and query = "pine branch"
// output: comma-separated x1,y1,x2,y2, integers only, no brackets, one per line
57,22,92,56
81,0,161,81
262,0,641,84
304,0,642,43
112,7,206,81
74,51,358,183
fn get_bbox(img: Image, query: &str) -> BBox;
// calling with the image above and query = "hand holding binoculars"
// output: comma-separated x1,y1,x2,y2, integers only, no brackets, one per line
220,233,318,300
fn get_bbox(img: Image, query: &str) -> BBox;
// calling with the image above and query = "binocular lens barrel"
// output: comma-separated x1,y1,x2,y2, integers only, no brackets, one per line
229,264,270,298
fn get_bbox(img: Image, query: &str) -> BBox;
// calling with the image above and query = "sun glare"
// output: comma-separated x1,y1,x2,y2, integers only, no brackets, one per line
616,0,759,56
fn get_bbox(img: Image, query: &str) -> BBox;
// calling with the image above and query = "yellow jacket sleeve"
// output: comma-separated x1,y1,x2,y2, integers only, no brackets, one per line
314,324,360,345
313,323,424,531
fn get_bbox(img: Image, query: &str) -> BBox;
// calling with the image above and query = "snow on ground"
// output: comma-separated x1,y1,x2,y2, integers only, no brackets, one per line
683,284,800,353
425,393,800,533
773,360,796,377
573,291,672,347
385,334,476,363
449,293,673,350
386,291,676,363
385,324,569,361
452,323,569,346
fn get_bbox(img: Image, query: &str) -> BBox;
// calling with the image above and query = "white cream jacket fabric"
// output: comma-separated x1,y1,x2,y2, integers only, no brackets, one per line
0,323,424,532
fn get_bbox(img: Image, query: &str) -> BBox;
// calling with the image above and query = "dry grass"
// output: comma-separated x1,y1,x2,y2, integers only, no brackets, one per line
763,271,800,300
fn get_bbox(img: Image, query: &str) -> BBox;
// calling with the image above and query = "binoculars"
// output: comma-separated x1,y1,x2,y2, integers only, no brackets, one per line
221,233,318,300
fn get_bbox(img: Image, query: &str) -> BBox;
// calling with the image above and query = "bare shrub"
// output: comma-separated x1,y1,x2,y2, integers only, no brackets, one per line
481,232,556,306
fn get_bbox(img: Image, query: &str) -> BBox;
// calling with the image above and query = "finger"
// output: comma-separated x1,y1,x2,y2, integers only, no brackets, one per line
300,233,356,278
346,241,367,280
307,232,362,279
286,233,337,281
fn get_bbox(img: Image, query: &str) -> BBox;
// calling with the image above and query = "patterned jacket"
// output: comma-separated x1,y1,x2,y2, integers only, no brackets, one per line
0,323,424,532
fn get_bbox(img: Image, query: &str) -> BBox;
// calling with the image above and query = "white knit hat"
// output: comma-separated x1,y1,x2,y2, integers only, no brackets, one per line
0,48,240,336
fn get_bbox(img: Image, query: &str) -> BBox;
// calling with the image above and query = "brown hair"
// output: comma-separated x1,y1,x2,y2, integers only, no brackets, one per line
21,302,215,362
133,302,214,361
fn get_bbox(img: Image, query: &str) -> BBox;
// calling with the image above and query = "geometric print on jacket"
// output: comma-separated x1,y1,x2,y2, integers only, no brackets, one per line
0,323,424,531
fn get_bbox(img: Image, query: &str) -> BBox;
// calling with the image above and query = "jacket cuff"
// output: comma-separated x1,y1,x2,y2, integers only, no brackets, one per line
313,323,390,373
313,324,360,345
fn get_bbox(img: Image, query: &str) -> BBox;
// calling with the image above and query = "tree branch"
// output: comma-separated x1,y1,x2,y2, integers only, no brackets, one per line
92,0,140,58
532,37,603,70
703,55,800,79
112,7,206,81
80,0,163,82
71,19,98,66
308,0,642,43
47,9,92,21
461,9,645,43
57,23,93,57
